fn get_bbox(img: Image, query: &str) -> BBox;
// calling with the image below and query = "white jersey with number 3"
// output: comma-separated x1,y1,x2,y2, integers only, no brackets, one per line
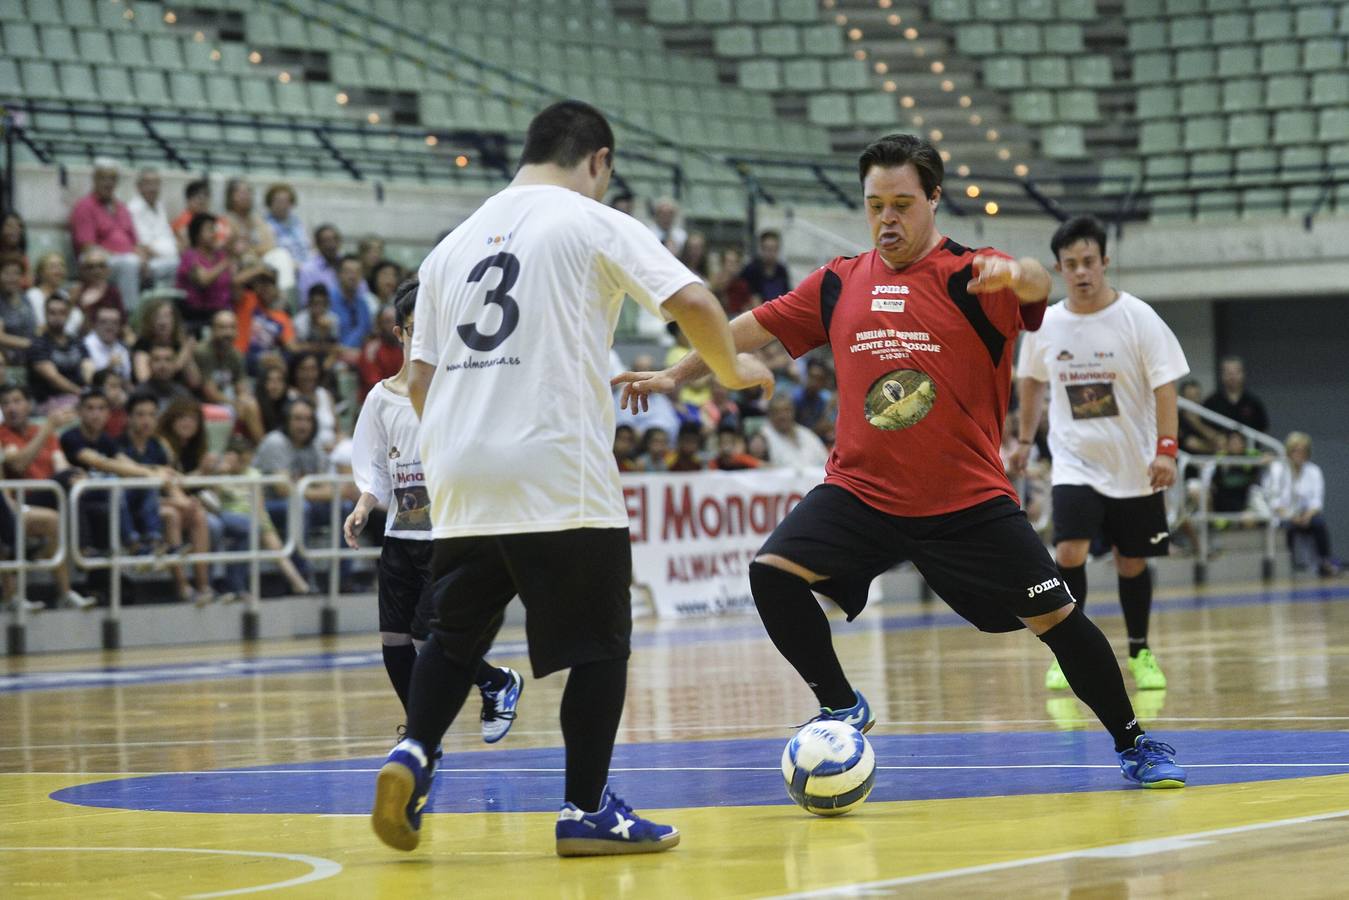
412,184,699,538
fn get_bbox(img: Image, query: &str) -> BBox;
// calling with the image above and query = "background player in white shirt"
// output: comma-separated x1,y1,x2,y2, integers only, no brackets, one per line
371,101,773,857
344,280,523,747
1013,216,1190,693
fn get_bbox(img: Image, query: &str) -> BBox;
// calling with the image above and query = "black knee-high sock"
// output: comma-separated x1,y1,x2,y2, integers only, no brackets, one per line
749,562,854,710
405,640,475,749
474,660,510,692
1058,562,1087,613
560,658,628,811
1037,606,1144,753
1118,567,1152,657
381,644,417,713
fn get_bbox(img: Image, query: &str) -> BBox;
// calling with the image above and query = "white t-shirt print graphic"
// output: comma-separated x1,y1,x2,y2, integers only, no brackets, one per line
412,184,699,538
350,381,431,540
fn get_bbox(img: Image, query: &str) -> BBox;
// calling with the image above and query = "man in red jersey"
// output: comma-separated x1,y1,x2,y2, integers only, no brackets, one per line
615,134,1187,789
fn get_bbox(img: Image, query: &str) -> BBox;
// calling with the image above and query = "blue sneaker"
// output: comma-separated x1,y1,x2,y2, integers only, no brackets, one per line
1119,736,1187,788
481,667,524,744
371,739,432,851
555,787,680,857
807,689,875,734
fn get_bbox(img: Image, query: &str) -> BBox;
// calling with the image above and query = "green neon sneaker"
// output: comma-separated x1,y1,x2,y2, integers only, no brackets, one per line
1044,658,1070,691
1128,648,1168,691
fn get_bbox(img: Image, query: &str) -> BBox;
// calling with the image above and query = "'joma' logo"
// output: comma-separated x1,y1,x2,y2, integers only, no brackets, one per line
1026,577,1061,599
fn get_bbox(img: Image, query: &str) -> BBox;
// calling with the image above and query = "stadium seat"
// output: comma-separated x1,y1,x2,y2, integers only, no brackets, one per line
984,57,1028,89
1233,148,1278,184
734,0,775,23
132,69,170,106
1209,13,1249,44
1179,82,1219,116
932,0,973,20
1123,0,1163,17
777,0,816,23
1056,89,1100,122
1137,86,1177,119
714,26,756,57
1072,56,1113,87
806,93,853,127
1303,39,1344,72
784,59,826,91
1168,16,1208,47
206,76,245,113
1174,49,1215,81
1042,124,1086,158
1188,150,1231,188
1259,43,1300,75
1240,187,1284,217
1251,10,1292,40
1195,190,1239,219
1165,0,1202,14
1139,119,1181,154
168,72,207,108
760,25,802,55
853,93,899,126
1003,24,1044,54
1221,79,1262,113
1265,75,1307,110
1183,116,1224,151
148,35,184,70
1205,0,1243,10
61,0,98,27
19,61,62,99
801,25,844,56
1096,157,1141,195
1216,46,1257,78
1295,6,1337,38
1310,72,1349,106
240,79,278,113
958,26,1000,57
826,59,869,91
1319,108,1349,142
41,25,80,62
1132,51,1172,84
1279,146,1324,184
3,23,40,58
1058,0,1096,20
692,0,733,23
58,63,100,102
649,0,691,24
1043,23,1085,52
1012,91,1057,124
112,32,143,64
1029,57,1070,87
1226,112,1269,147
976,0,1016,20
1129,22,1167,51
95,65,133,104
1018,0,1056,21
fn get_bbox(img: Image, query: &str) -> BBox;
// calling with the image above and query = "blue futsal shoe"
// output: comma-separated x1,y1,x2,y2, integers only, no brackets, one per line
555,787,681,857
1119,736,1187,788
808,689,876,734
371,738,432,851
481,667,524,744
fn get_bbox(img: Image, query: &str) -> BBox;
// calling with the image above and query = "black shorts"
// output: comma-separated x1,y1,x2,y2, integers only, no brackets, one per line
378,537,435,639
756,485,1071,633
427,527,632,678
1051,485,1171,558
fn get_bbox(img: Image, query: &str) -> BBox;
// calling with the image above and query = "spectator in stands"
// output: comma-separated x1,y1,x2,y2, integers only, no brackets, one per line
331,255,372,350
0,210,28,284
700,382,741,433
760,394,828,469
24,251,69,329
214,435,312,597
157,397,218,603
648,197,687,253
69,159,149,312
668,422,706,472
680,231,710,278
119,392,198,602
1211,431,1263,517
1179,378,1219,458
738,229,792,305
254,397,340,582
132,297,200,388
292,283,339,356
615,354,682,440
82,307,132,381
177,213,235,335
664,323,711,407
68,246,128,338
255,359,290,435
222,178,275,264
1266,432,1339,577
196,310,264,441
367,260,402,309
287,351,338,451
172,179,222,250
234,267,294,370
0,385,94,608
92,368,129,439
613,424,639,472
141,345,194,408
746,430,770,465
0,257,36,364
793,358,835,435
357,304,402,402
126,168,180,287
263,183,310,266
297,224,343,307
610,191,634,216
1204,355,1269,434
28,296,92,410
357,237,384,279
636,427,673,472
709,246,752,315
708,422,762,470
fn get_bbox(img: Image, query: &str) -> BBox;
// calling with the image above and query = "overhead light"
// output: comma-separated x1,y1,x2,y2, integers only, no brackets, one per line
984,201,999,215
966,185,981,198
1014,163,1030,177
425,135,438,146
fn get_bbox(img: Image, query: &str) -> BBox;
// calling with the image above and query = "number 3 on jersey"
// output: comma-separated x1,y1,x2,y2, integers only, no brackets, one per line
458,252,521,351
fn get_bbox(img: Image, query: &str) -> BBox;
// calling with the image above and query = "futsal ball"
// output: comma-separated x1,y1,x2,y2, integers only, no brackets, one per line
781,720,876,816
881,379,905,403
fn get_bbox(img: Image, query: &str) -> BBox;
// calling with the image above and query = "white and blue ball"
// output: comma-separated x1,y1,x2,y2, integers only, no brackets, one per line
781,720,876,816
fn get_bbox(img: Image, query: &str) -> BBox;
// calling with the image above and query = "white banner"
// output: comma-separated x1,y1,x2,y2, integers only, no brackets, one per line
622,468,824,618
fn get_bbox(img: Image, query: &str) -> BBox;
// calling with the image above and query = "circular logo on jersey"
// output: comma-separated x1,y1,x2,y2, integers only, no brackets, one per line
863,369,937,431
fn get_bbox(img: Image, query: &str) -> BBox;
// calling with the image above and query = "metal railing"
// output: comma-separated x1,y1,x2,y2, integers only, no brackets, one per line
1,480,67,651
294,473,379,634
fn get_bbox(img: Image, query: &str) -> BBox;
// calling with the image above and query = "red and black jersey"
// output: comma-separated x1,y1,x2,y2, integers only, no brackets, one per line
752,237,1046,518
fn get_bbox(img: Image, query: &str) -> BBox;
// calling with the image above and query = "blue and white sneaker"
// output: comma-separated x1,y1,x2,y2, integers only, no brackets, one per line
481,667,524,744
555,787,680,857
807,689,876,734
1119,736,1187,788
371,738,432,851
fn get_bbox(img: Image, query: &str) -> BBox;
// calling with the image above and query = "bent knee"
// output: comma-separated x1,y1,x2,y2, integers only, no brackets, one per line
380,631,413,646
1021,602,1076,636
752,553,825,584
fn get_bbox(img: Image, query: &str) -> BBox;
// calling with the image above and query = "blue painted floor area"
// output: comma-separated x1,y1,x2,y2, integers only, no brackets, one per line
51,730,1349,815
7,582,1349,694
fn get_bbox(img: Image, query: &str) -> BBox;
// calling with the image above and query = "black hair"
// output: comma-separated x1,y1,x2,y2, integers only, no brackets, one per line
367,259,401,294
0,382,32,401
91,368,124,392
126,391,159,414
758,229,782,244
0,209,26,254
519,100,615,170
614,424,636,438
282,397,318,447
307,282,331,302
716,421,741,436
337,253,362,270
225,434,254,456
184,178,210,200
78,388,108,406
856,133,944,198
313,223,339,243
1049,215,1109,260
392,277,418,328
677,421,702,439
187,212,217,248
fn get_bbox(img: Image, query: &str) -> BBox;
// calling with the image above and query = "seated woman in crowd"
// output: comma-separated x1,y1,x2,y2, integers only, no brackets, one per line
1266,431,1339,577
24,251,68,330
0,211,28,284
222,178,275,265
287,351,338,452
177,214,235,336
156,397,216,604
0,256,36,365
68,246,130,339
133,297,201,389
367,260,402,310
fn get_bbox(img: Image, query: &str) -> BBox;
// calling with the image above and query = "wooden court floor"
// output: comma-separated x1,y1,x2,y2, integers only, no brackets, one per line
4,576,1349,898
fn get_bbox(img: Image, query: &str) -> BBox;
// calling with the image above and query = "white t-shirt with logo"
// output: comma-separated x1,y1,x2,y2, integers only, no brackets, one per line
412,184,699,538
350,381,432,540
1016,291,1189,498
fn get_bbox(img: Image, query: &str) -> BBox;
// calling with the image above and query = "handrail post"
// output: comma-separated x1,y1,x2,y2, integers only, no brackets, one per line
243,481,262,640
325,481,341,635
105,481,122,649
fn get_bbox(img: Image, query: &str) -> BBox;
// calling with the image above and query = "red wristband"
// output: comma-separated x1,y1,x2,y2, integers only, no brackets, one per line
1156,436,1178,458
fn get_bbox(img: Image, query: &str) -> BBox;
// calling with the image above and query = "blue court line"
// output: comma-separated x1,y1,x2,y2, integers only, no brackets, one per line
48,730,1349,814
5,582,1347,694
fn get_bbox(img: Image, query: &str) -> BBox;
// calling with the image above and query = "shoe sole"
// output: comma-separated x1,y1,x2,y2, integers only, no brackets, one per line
1142,778,1186,789
556,831,681,857
371,763,420,852
483,675,524,745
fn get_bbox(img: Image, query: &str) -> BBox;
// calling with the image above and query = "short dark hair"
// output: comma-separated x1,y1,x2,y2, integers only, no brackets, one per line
127,391,159,414
857,133,944,198
79,388,107,406
307,282,330,302
264,182,296,208
314,223,339,243
91,368,123,390
0,382,31,401
337,253,362,271
187,212,216,247
225,435,254,456
184,178,210,201
392,277,418,327
1050,215,1109,260
519,101,615,170
759,229,782,245
0,256,22,273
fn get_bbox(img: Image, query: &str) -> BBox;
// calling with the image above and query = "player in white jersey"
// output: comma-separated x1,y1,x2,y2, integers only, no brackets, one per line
1012,216,1190,693
370,101,773,857
344,280,524,746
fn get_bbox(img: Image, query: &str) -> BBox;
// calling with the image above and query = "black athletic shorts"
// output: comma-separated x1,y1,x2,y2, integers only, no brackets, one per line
1051,484,1171,558
377,537,435,639
427,527,632,679
756,485,1072,633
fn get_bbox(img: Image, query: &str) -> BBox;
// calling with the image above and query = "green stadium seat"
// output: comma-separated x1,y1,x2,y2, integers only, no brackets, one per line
1226,112,1269,147
1234,148,1277,185
1129,22,1167,51
391,57,428,92
976,0,1017,20
1195,191,1239,220
330,53,365,86
276,15,312,48
1174,49,1215,81
1168,17,1208,47
1044,23,1085,52
364,56,398,90
649,0,690,24
221,44,256,77
1012,90,1057,124
735,0,775,23
783,59,826,91
1319,108,1349,142
801,25,844,56
1217,45,1257,78
27,0,65,24
0,58,17,92
1148,194,1192,221
1251,10,1292,41
96,65,133,103
62,0,98,27
1259,43,1299,75
958,25,1000,57
182,39,219,73
1303,40,1344,72
853,93,899,125
1268,109,1311,145
1056,89,1100,122
1279,146,1323,184
206,76,245,112
932,0,973,20
1295,6,1337,38
58,62,99,101
692,0,733,23
984,57,1028,89
112,32,143,63
1183,116,1223,150
714,26,756,57
1165,0,1202,14
1241,188,1284,217
1042,124,1086,158
1209,13,1249,44
1205,0,1243,11
1123,0,1163,17
1029,57,1070,87
806,93,853,127
1265,75,1306,109
274,80,313,118
3,23,40,58
41,25,80,62
1311,72,1349,106
1188,151,1231,189
1179,82,1219,115
1132,51,1172,83
826,59,869,90
1139,119,1181,153
1018,0,1056,21
1341,4,1349,36
760,25,802,55
132,69,169,106
19,61,61,99
240,78,277,113
1058,0,1096,20
95,0,132,29
1221,79,1262,113
1096,157,1141,195
148,35,184,70
1136,86,1177,119
778,0,817,23
1072,56,1113,87
1003,24,1043,53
